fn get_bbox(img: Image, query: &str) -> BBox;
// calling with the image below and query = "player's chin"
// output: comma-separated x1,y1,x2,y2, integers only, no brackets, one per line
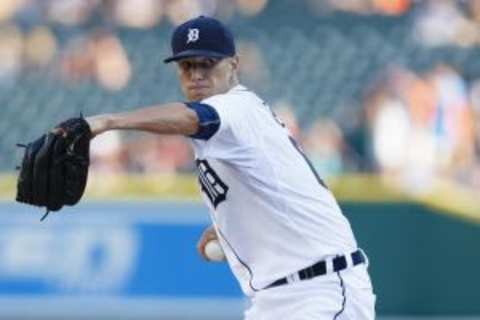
188,89,211,101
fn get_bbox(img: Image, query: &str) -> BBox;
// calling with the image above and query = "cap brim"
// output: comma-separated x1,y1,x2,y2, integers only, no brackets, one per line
163,49,229,63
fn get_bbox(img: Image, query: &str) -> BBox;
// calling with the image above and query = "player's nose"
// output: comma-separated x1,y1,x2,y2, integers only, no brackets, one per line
190,67,205,81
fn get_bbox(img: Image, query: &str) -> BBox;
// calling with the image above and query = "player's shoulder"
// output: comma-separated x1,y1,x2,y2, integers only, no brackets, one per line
202,85,259,108
199,85,268,137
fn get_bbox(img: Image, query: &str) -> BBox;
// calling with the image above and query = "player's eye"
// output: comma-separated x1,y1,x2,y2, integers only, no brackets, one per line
179,61,192,71
178,58,220,73
199,58,220,70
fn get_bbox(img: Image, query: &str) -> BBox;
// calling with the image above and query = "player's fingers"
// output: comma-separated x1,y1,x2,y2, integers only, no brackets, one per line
198,246,209,261
197,240,210,260
197,233,213,257
197,227,218,260
50,128,66,137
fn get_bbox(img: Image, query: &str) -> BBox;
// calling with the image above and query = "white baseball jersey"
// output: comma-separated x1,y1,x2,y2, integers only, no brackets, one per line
190,85,358,296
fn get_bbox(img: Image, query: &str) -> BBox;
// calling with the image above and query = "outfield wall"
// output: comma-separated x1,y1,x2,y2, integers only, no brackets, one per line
342,202,480,315
0,200,478,319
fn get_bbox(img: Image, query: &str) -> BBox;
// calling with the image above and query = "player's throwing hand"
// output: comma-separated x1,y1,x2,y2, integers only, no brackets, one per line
197,225,225,262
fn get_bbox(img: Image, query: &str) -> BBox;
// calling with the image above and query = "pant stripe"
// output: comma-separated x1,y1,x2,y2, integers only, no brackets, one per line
333,271,346,319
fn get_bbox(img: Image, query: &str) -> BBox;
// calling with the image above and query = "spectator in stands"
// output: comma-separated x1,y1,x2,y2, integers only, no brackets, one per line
303,118,345,179
366,66,437,191
414,0,479,47
468,78,480,188
272,103,301,140
90,131,127,174
427,64,475,176
125,135,193,174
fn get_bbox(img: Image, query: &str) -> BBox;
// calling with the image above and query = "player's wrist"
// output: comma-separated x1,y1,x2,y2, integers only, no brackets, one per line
85,114,112,137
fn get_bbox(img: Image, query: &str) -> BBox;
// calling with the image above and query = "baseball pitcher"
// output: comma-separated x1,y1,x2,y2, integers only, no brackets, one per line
16,16,376,320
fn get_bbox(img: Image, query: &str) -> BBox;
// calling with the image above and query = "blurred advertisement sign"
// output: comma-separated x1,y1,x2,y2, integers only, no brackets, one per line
0,225,138,293
0,201,244,319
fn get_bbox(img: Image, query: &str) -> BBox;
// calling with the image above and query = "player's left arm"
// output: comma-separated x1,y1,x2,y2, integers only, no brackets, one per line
86,102,203,138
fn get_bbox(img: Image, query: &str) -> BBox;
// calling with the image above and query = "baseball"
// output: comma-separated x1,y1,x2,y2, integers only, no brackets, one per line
204,239,225,262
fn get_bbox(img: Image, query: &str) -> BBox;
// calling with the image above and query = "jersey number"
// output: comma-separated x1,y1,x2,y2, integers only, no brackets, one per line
196,159,229,208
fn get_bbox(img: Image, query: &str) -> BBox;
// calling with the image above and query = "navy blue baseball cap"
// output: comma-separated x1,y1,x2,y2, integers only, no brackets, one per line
164,16,236,63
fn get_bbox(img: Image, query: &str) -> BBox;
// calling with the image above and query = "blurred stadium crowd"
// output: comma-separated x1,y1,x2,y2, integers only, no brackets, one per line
2,0,480,193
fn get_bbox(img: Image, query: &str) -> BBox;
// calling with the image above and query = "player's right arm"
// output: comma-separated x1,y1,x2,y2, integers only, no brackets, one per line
86,102,216,138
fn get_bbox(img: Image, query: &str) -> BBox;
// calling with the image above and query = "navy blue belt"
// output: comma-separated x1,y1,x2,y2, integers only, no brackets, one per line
265,249,366,290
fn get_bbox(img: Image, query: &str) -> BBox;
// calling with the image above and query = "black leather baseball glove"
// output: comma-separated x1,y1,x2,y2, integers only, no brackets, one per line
16,117,92,220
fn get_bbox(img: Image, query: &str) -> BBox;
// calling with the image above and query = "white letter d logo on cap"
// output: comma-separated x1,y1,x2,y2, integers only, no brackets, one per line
187,28,200,44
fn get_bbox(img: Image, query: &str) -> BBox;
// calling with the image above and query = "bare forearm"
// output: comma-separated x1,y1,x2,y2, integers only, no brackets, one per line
86,102,199,137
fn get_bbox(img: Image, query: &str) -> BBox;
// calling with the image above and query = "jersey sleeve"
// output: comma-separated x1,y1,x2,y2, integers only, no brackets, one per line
185,102,221,140
188,94,255,161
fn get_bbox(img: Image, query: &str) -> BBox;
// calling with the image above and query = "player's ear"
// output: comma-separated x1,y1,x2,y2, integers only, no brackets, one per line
230,55,239,72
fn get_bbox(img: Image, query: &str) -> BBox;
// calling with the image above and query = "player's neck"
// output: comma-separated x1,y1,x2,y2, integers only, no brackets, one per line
229,75,239,89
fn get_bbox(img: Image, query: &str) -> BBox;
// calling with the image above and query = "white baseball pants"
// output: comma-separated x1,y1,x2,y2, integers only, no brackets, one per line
244,264,376,320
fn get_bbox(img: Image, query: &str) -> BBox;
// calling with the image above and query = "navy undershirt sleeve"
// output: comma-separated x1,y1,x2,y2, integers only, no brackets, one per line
185,102,221,140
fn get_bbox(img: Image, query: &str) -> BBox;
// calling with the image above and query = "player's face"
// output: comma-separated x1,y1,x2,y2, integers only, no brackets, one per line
176,56,238,101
